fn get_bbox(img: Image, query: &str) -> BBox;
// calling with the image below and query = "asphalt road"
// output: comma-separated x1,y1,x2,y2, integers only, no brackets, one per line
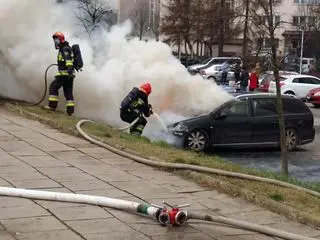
214,103,320,183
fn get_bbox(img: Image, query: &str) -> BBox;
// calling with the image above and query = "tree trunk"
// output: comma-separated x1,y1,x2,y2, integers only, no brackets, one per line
218,0,225,56
242,0,249,61
268,0,288,176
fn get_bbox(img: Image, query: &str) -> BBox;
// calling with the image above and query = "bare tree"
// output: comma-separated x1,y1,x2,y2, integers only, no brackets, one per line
130,1,149,40
254,0,288,176
151,11,160,41
74,0,114,36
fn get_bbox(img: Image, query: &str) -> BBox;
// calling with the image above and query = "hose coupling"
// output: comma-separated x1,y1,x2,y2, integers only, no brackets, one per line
174,210,188,225
158,211,171,226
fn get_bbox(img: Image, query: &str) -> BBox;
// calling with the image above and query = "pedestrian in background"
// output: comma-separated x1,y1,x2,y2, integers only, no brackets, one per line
240,66,249,92
220,60,230,85
249,68,259,92
255,62,261,78
234,61,241,83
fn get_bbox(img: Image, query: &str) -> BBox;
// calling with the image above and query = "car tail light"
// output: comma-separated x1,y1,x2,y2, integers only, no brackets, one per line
199,70,206,75
279,82,285,87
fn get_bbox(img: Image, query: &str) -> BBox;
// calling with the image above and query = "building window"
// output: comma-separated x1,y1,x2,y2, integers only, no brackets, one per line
292,15,315,27
292,16,299,26
294,0,320,3
258,15,281,25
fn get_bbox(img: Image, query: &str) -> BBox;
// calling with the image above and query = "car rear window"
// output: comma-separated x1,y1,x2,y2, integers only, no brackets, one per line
283,99,310,113
271,76,287,82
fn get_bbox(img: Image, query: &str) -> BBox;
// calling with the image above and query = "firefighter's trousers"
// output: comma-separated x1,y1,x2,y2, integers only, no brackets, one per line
120,110,147,136
48,75,75,115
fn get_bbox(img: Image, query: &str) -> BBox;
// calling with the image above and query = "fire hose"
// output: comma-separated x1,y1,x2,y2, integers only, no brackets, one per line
118,112,168,132
0,186,316,240
74,119,319,240
77,119,320,199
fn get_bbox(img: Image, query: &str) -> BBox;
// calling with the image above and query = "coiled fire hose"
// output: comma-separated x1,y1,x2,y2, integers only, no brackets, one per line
74,119,319,240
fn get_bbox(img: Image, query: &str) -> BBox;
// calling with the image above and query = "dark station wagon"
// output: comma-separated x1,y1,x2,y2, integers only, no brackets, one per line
168,93,315,152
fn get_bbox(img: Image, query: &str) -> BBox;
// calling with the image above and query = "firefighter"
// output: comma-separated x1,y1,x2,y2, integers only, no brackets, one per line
44,32,75,116
120,83,153,136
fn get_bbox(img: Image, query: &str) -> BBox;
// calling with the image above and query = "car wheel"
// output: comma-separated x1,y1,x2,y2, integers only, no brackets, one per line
313,103,320,108
284,91,295,96
285,128,298,151
208,76,217,83
185,129,209,152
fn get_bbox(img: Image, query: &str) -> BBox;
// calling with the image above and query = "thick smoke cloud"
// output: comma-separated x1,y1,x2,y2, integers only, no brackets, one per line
0,0,232,139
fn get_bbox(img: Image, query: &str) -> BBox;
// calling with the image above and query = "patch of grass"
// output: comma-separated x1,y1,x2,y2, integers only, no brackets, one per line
2,101,320,227
269,193,284,202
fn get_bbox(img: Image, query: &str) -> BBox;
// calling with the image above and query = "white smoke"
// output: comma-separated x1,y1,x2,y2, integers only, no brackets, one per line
0,0,232,141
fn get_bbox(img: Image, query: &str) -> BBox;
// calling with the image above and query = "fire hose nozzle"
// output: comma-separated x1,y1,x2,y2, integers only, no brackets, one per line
174,211,188,225
158,212,171,226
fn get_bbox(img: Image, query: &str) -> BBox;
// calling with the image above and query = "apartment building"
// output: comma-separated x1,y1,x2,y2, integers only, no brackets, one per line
117,0,161,37
252,0,319,58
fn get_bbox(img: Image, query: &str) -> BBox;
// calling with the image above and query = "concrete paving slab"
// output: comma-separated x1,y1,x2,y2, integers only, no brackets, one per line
217,235,276,240
106,208,153,224
199,198,263,215
0,178,12,187
0,165,38,174
65,218,133,235
96,170,144,182
0,157,26,167
0,197,36,208
129,223,199,236
1,216,67,233
59,179,113,191
37,166,97,182
75,188,136,199
14,229,84,240
49,205,113,221
188,222,254,237
0,205,50,220
151,232,215,240
224,211,286,225
17,155,70,168
84,230,151,240
0,171,47,181
0,231,16,240
10,178,62,189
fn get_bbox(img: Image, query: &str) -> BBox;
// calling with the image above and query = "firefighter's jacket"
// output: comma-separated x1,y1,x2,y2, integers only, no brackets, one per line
56,42,74,77
120,87,151,117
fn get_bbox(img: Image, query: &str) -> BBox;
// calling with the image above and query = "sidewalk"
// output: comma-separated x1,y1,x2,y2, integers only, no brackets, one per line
0,107,319,240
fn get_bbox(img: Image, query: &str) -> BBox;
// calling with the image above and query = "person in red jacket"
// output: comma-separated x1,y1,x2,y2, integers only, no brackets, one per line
249,70,259,92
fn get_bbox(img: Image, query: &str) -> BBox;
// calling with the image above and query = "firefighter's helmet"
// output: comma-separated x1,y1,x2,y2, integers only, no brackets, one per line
52,32,65,43
139,83,152,96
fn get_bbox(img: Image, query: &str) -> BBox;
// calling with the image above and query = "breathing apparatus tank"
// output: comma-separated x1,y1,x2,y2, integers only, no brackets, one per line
71,44,83,71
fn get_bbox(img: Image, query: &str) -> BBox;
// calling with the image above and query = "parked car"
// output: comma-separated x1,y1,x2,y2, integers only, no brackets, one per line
187,57,218,75
168,93,315,152
199,57,243,83
307,87,320,108
256,71,299,92
301,58,316,73
268,74,320,99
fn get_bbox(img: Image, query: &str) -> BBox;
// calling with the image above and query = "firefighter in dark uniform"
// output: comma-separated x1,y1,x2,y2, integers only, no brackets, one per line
44,32,75,115
120,83,153,135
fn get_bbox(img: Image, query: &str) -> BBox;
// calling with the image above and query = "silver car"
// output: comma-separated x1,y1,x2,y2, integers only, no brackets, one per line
199,57,243,83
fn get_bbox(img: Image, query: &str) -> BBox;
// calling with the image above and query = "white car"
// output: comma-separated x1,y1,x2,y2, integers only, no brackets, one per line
199,57,242,83
268,74,320,99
